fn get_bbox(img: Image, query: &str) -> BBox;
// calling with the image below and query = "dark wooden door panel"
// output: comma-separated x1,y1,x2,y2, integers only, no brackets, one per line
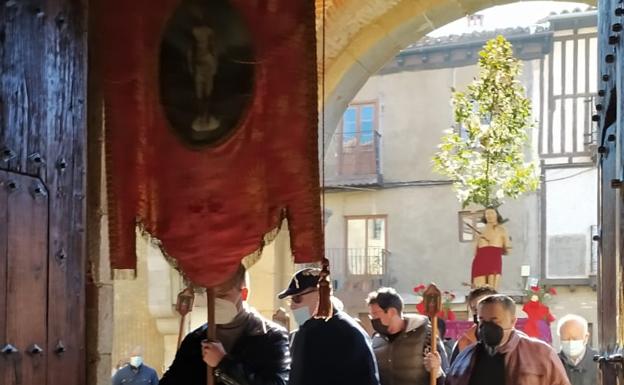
0,171,8,385
0,1,87,384
4,173,48,385
599,133,617,348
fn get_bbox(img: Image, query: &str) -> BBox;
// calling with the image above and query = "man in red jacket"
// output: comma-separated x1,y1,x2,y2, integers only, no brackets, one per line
446,294,570,385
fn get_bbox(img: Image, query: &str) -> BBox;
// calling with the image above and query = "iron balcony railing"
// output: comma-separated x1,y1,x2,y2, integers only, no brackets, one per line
325,247,389,277
294,248,390,291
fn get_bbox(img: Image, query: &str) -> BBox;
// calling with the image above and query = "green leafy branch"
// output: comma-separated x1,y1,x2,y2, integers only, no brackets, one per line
433,35,539,208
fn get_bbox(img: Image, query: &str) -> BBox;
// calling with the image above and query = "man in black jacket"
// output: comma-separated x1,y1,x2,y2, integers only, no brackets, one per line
278,268,380,385
160,264,290,385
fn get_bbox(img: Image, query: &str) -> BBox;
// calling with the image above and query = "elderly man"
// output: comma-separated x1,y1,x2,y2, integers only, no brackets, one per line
447,294,570,385
112,346,159,385
278,267,380,385
557,314,598,385
367,287,448,385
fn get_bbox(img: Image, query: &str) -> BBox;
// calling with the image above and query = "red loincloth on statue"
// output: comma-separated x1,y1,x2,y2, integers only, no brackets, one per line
471,246,503,279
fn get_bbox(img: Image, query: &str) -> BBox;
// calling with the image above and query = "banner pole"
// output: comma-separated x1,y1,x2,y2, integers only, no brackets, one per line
206,288,216,385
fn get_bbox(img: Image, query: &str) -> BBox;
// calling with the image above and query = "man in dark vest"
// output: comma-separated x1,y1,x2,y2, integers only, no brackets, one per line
366,287,448,385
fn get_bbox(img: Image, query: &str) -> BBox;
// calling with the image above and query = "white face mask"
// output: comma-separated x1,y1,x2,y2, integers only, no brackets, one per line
292,306,312,326
129,356,143,368
561,340,586,358
214,297,240,325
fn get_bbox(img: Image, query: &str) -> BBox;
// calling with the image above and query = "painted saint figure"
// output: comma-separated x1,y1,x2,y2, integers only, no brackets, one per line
187,25,220,133
471,207,511,289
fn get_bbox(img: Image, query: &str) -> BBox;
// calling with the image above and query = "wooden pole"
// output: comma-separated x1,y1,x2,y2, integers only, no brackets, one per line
177,314,186,350
315,258,332,318
423,283,441,385
430,315,438,385
175,287,195,350
206,288,216,385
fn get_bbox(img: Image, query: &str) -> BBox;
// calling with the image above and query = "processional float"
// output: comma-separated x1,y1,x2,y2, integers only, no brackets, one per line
100,1,325,383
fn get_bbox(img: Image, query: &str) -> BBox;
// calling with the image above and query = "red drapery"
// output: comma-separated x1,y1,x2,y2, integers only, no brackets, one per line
100,0,322,287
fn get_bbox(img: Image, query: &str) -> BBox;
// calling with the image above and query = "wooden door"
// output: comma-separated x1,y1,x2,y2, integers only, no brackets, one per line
0,1,87,384
0,172,49,385
0,172,6,382
597,123,620,384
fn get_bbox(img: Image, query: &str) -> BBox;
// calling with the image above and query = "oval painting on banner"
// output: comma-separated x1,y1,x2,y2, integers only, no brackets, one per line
160,0,255,147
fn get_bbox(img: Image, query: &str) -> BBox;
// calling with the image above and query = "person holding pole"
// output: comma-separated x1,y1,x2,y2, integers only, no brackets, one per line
366,287,448,385
278,267,380,385
160,264,290,385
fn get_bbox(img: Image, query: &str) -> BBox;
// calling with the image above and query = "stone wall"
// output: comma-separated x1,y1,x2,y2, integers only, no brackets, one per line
112,244,167,375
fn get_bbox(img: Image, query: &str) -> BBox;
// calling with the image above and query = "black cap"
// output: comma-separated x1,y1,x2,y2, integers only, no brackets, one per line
277,268,321,299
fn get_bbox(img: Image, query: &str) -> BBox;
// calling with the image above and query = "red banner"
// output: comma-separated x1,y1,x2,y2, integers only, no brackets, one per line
101,0,322,287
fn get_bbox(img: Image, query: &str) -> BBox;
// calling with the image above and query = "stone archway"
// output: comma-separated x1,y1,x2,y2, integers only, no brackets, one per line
86,1,602,383
316,0,596,145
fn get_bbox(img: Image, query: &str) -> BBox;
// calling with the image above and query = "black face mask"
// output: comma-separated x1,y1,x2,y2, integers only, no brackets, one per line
477,321,504,348
371,318,390,336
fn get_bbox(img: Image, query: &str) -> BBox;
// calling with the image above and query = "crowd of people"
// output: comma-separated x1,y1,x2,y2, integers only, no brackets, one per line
112,265,597,385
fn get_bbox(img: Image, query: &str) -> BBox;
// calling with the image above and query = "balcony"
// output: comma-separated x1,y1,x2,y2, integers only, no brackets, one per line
323,130,382,187
324,247,390,291
291,248,391,312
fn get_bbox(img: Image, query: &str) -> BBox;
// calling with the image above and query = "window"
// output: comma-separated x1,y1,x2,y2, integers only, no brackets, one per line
458,210,485,242
371,219,384,240
346,216,387,275
544,167,598,280
545,33,598,157
338,102,380,178
342,103,377,147
467,14,484,27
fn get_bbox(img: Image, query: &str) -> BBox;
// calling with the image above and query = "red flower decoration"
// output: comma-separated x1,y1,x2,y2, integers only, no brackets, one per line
413,284,426,293
530,286,540,292
548,287,557,295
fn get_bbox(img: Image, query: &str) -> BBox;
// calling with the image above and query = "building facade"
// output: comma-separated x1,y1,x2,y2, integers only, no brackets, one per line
323,10,599,347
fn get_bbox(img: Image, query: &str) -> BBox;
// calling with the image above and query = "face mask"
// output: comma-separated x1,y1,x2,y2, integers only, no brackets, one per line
561,340,585,358
214,297,240,325
477,321,504,349
292,306,312,326
129,356,143,368
371,318,390,336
